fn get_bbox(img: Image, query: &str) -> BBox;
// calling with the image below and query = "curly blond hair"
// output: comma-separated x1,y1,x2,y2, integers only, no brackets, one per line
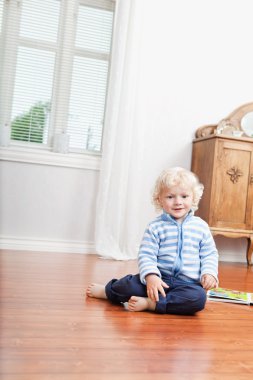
152,167,204,212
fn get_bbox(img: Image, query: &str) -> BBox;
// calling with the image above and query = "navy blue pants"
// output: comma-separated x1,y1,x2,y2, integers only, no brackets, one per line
105,273,207,315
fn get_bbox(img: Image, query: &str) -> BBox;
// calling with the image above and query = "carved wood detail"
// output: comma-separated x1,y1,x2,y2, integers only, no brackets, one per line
226,167,243,184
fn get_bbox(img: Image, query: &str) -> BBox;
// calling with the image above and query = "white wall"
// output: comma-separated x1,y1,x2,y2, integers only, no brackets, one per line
1,0,252,263
0,160,99,252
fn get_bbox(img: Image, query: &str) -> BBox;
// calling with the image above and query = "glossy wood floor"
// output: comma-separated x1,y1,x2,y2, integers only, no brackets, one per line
0,250,253,380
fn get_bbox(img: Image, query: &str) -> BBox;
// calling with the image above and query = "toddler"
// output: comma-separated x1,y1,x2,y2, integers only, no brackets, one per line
86,167,218,315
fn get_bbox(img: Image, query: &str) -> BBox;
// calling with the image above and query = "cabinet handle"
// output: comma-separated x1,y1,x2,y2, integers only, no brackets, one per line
250,174,253,185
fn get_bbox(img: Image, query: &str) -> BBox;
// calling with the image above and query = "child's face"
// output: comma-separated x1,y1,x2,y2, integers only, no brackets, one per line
158,185,193,222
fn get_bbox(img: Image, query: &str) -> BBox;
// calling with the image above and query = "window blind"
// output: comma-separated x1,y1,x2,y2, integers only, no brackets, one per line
0,1,3,32
68,2,114,152
5,0,60,145
0,0,115,153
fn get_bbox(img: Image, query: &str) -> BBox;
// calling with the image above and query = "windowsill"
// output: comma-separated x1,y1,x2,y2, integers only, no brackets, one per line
0,145,101,170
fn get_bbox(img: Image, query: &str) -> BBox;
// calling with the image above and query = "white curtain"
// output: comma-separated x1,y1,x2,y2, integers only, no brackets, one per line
94,0,253,262
94,0,147,260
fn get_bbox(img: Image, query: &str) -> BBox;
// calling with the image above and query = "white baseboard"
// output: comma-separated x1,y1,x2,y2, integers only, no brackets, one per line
214,236,247,264
219,252,246,263
0,236,247,263
219,253,247,263
0,236,96,254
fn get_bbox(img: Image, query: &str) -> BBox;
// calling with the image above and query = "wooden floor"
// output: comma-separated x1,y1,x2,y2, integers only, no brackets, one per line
0,250,253,380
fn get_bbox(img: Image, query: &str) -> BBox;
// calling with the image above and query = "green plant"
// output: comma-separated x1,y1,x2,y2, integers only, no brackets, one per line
11,101,50,143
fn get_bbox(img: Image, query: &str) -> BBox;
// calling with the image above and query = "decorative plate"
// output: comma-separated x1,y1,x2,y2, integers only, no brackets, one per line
241,112,253,137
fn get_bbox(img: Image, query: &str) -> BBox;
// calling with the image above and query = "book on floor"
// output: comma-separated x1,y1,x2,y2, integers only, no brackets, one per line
207,287,253,305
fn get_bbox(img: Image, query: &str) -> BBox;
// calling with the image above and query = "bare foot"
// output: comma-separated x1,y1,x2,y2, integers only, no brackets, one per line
126,296,156,312
86,283,107,299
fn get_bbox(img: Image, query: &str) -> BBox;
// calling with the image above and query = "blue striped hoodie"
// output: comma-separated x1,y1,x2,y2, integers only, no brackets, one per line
138,211,218,284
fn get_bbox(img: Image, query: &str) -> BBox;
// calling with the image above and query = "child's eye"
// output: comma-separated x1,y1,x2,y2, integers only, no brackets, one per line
166,195,173,199
182,195,189,199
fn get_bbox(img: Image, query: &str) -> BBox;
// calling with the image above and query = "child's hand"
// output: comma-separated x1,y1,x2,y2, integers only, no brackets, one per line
201,274,218,290
145,274,169,302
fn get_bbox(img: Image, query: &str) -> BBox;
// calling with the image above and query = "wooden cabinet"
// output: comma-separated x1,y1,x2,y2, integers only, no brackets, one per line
191,134,253,265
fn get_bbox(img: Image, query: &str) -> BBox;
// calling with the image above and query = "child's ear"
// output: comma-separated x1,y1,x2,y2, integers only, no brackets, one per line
157,195,163,207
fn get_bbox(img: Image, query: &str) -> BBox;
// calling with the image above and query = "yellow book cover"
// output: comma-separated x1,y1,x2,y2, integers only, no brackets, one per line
207,287,253,305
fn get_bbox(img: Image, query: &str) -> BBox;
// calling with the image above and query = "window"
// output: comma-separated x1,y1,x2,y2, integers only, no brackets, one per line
0,0,3,32
0,0,115,157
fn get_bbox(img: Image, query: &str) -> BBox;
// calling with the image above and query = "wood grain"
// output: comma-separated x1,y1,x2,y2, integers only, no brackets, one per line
191,135,253,265
1,250,253,379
